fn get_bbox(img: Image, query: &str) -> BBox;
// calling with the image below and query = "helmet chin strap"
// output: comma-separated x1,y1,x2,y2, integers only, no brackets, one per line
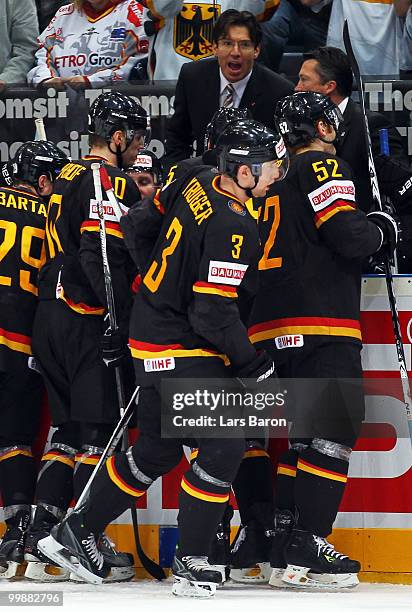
233,170,259,199
108,139,129,169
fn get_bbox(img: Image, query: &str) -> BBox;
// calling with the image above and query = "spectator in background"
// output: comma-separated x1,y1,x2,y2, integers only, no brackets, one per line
28,0,148,90
327,0,408,76
164,9,293,162
259,0,332,73
125,149,163,196
141,0,279,80
0,0,39,91
35,0,67,33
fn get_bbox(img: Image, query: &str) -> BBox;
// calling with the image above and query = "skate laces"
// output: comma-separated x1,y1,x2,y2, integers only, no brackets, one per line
314,536,348,560
82,534,104,570
182,556,212,572
98,533,116,553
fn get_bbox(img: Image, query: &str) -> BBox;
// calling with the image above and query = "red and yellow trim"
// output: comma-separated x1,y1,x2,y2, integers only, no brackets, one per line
153,189,165,215
106,456,147,497
75,453,101,467
58,290,104,316
314,199,355,229
297,459,347,483
248,316,362,343
181,476,229,504
129,339,228,364
81,220,123,240
83,1,116,22
41,451,75,469
190,449,199,463
0,449,33,463
243,449,270,459
0,328,31,355
256,0,281,21
193,281,238,299
277,463,297,478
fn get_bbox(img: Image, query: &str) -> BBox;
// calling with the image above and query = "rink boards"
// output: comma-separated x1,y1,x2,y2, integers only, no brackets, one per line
1,276,412,581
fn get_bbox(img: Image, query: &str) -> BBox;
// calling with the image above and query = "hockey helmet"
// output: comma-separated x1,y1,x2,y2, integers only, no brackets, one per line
88,92,150,148
215,119,289,180
126,149,163,185
274,92,343,148
204,107,252,151
11,141,68,187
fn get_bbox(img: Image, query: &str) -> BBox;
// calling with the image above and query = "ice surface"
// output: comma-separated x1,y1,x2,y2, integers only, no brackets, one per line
0,579,412,612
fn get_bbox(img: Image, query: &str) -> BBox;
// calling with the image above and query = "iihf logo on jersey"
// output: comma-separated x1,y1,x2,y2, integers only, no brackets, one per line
174,3,221,61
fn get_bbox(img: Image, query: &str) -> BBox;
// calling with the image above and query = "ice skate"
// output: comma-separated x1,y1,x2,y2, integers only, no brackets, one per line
172,555,223,598
25,523,70,582
0,507,30,579
230,508,274,583
268,509,295,588
281,528,360,589
208,505,233,582
69,533,135,583
38,510,110,585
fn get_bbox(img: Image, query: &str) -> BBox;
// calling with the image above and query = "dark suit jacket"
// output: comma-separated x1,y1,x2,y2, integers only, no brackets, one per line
337,98,409,212
165,57,294,162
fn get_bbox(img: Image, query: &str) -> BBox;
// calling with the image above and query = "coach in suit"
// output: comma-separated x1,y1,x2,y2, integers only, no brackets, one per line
165,9,294,162
295,45,412,270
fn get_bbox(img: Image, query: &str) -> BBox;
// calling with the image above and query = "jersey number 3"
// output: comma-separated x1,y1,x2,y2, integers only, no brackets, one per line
144,217,183,293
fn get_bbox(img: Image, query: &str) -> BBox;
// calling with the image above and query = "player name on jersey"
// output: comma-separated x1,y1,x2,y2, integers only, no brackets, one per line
0,189,47,218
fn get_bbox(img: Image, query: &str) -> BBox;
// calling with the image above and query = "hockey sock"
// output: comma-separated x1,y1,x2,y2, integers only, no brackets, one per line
294,446,349,537
35,444,76,515
177,467,231,557
0,446,36,508
73,446,105,503
275,448,298,511
232,443,274,525
83,450,152,534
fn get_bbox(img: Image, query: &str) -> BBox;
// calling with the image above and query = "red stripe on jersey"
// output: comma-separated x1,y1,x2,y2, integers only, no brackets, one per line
248,316,361,336
193,281,238,293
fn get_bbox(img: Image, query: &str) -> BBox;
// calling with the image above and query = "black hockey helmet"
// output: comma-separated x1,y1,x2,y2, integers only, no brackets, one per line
274,92,343,148
126,149,164,185
215,119,289,181
11,141,68,187
88,91,150,148
204,107,252,151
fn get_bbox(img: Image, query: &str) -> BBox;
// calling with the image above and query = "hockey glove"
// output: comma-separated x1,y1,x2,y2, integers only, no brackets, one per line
367,210,399,267
101,328,128,368
236,350,277,384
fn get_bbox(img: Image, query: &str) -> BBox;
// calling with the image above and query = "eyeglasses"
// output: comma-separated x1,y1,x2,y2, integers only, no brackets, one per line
217,39,255,53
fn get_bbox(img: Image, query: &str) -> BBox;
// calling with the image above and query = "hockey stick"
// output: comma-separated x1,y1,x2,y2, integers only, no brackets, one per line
75,385,140,509
343,20,412,442
99,164,126,222
92,163,166,580
35,118,47,141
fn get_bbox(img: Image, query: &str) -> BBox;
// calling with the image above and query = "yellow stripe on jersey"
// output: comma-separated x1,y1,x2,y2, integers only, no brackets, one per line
297,459,347,483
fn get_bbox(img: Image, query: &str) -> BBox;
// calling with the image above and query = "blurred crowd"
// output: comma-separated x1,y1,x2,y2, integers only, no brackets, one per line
2,0,412,92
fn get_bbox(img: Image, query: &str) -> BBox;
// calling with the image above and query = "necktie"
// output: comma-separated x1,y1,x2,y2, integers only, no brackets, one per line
222,83,235,108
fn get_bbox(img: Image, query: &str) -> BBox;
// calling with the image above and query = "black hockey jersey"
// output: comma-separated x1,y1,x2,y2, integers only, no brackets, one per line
38,156,140,322
123,167,261,374
0,185,48,370
248,150,382,352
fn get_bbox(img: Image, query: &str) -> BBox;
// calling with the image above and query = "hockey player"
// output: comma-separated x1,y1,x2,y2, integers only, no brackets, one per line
125,149,164,197
0,141,69,579
248,91,398,589
25,91,148,583
37,119,289,597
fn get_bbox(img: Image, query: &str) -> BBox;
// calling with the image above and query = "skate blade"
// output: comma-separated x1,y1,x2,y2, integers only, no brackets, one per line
70,566,135,583
230,562,270,583
0,561,26,580
172,576,217,598
268,567,287,588
25,561,70,582
282,564,359,589
38,535,104,586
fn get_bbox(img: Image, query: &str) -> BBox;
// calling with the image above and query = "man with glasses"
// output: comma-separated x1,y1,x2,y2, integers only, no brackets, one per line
165,9,293,163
